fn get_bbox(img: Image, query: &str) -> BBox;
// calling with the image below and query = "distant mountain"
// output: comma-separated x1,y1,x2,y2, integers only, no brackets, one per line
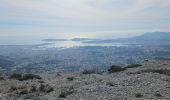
124,32,170,44
83,32,170,44
130,32,170,41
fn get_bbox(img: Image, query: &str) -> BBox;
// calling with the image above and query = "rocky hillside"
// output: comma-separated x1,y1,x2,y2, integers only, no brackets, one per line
0,60,170,100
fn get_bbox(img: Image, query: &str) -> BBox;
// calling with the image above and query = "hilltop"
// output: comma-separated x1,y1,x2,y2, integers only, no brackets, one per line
0,60,170,100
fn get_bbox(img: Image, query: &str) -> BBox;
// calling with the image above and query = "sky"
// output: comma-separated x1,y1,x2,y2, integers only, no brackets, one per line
0,0,170,44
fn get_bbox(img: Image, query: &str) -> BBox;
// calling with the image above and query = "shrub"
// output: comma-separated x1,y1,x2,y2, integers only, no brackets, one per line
39,84,45,92
29,86,37,92
0,76,4,80
38,80,44,83
10,73,42,81
82,68,99,74
39,84,54,93
45,86,54,93
108,65,125,73
106,82,115,87
10,86,17,91
108,64,142,73
153,69,170,76
22,74,42,80
59,90,74,98
125,64,142,69
142,69,170,76
67,77,74,81
135,93,143,98
154,93,163,97
10,73,22,81
18,89,28,95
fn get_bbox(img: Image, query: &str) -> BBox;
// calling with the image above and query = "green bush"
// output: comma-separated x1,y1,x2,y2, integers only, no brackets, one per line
22,74,42,80
82,68,99,74
39,84,54,93
39,84,45,92
67,77,74,81
135,93,143,98
0,76,4,80
38,80,44,83
108,65,125,73
143,69,170,76
10,73,22,81
10,86,17,91
154,93,163,97
46,86,54,93
108,64,142,73
10,73,42,81
106,82,115,86
125,64,142,69
59,90,74,98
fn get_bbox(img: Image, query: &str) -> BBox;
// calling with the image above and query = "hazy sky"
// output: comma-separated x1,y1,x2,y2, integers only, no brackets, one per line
0,0,170,40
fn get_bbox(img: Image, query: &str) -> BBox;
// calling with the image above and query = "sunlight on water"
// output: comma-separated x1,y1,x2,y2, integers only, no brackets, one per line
0,31,143,45
38,41,128,48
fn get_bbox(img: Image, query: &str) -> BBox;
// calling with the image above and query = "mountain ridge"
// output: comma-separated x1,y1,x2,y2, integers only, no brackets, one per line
82,32,170,44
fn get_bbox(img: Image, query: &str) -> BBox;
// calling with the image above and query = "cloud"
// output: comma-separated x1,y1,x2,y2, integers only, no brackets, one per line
0,0,170,36
1,0,170,21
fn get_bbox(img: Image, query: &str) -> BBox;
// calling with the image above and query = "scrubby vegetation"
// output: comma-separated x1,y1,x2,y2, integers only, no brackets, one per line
1,60,170,99
9,84,53,97
59,86,75,98
154,93,163,97
108,64,142,73
10,73,42,81
30,86,37,92
0,76,4,80
108,65,125,73
18,89,28,95
9,85,26,92
82,68,100,74
10,86,17,91
22,73,42,80
59,90,74,98
125,64,142,69
10,73,22,80
135,93,143,98
39,84,54,93
142,69,170,76
106,82,115,87
67,77,74,81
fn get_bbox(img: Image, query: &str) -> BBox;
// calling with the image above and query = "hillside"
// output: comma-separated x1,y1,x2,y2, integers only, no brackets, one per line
0,60,170,100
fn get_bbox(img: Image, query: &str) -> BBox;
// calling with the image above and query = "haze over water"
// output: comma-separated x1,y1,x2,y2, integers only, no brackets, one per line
0,31,143,45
